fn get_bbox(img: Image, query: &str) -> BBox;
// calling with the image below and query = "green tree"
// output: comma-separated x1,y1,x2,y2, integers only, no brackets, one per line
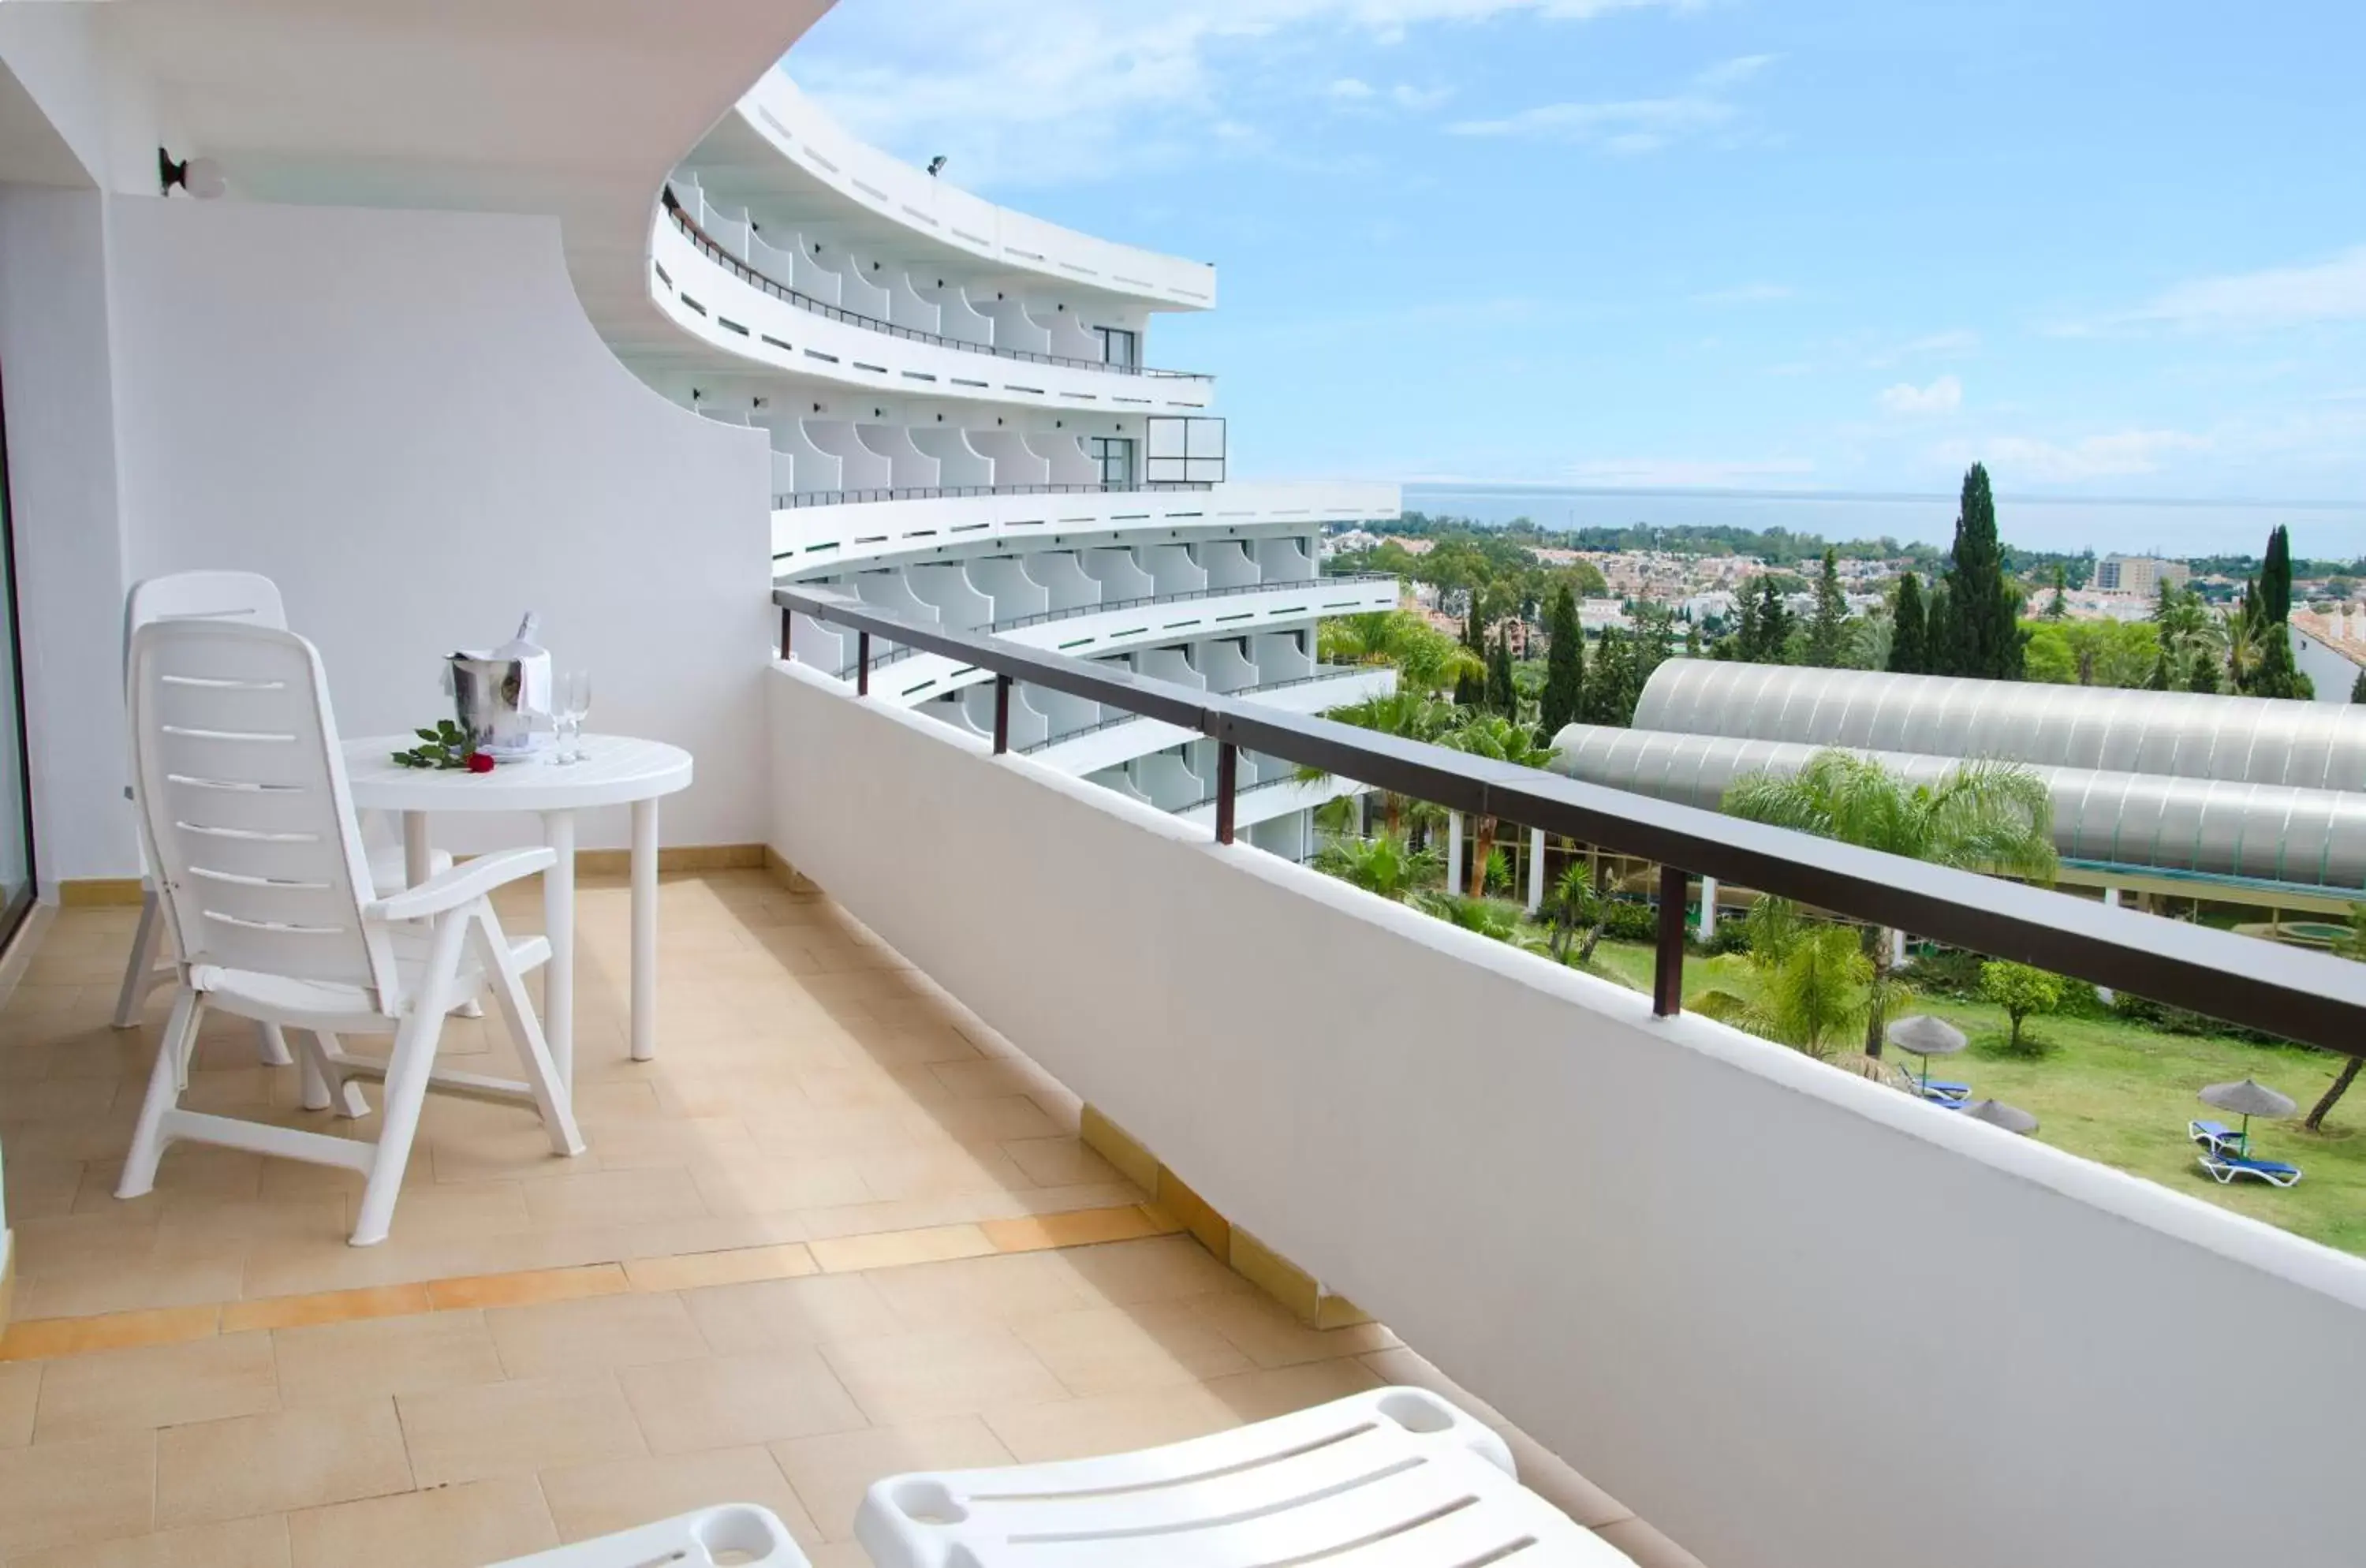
1541,861,1606,964
1539,584,1586,736
1750,577,1795,664
1485,627,1516,716
1294,691,1451,841
1936,464,2023,679
1580,629,1634,725
1439,711,1559,897
2145,648,2172,689
1319,611,1482,696
2044,563,2070,620
1763,925,1873,1058
1723,751,2058,1056
1807,548,1849,667
2252,622,2315,700
2263,524,2294,625
1313,832,1442,902
1888,572,1929,674
2352,666,2366,704
2189,653,2222,694
1979,961,2065,1055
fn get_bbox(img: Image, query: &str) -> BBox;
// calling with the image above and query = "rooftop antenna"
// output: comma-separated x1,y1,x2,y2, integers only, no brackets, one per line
925,155,948,177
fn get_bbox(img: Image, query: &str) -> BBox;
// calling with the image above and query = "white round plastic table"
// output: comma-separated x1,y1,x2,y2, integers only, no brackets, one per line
341,735,692,1086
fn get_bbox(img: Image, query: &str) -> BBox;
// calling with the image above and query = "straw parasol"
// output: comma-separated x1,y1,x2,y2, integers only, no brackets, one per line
1886,1014,1969,1096
2198,1078,2295,1155
1958,1099,2038,1135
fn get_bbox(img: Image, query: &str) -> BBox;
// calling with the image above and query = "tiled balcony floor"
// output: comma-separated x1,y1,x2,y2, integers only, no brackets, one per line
0,872,1700,1566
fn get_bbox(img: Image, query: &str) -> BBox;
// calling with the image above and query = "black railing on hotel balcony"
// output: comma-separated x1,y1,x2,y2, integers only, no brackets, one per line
819,574,1397,680
663,191,1207,380
776,481,1215,510
774,582,2366,1057
1018,665,1382,755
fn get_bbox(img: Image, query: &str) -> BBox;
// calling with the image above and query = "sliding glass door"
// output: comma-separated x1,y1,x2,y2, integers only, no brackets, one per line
0,355,34,945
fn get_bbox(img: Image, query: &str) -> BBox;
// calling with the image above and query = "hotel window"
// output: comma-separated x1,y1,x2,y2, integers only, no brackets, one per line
1089,437,1135,488
1093,327,1137,369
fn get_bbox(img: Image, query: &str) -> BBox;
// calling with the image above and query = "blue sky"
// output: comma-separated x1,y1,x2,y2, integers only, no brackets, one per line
791,1,2366,547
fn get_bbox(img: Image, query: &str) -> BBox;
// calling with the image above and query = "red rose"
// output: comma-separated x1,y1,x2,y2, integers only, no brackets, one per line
466,752,496,774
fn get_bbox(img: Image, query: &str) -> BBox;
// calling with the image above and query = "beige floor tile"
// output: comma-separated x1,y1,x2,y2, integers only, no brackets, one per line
580,1114,759,1171
13,1236,248,1320
678,1274,901,1357
156,1398,412,1528
0,1431,155,1555
618,1348,868,1454
0,1360,43,1446
998,1136,1121,1189
1593,1516,1710,1568
5,1515,291,1568
425,1263,629,1311
980,1358,1382,1464
924,1059,1053,1102
981,1205,1169,1253
286,1476,557,1568
689,1152,874,1217
1185,1290,1401,1368
221,1284,431,1335
1044,1234,1254,1306
771,1415,1013,1542
358,1182,532,1241
622,1242,816,1294
909,1096,1064,1144
539,1444,819,1548
484,1290,708,1377
0,1305,221,1364
819,1326,1068,1425
33,1329,279,1442
863,1252,1095,1331
519,1167,710,1230
1008,1301,1256,1398
272,1309,506,1407
396,1371,646,1487
808,1223,995,1274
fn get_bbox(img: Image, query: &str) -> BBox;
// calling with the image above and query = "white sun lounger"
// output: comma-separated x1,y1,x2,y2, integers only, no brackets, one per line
856,1386,1635,1566
490,1504,807,1566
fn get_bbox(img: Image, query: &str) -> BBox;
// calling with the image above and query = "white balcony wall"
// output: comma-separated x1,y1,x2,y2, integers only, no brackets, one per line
1136,544,1207,598
968,429,1048,486
774,663,2366,1568
1198,638,1259,693
789,612,846,671
908,426,992,487
1254,536,1315,584
699,196,750,260
1133,648,1203,689
1251,630,1315,682
1199,540,1259,592
965,556,1049,621
852,569,937,639
855,423,936,488
1027,434,1098,486
761,416,841,494
976,296,1051,354
804,420,890,490
927,285,995,345
1032,305,1100,362
39,196,773,871
1248,810,1311,862
905,562,994,632
1028,684,1101,737
829,252,892,318
1081,547,1154,603
959,682,1047,749
788,235,839,302
1085,765,1155,807
884,269,940,334
924,693,987,739
1024,552,1099,614
1129,750,1203,812
747,228,803,287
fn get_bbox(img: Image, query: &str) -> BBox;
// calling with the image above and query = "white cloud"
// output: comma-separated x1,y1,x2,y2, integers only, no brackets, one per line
1879,329,1978,362
793,0,1699,187
1878,375,1962,416
2055,246,2366,336
1695,282,1792,305
1947,430,2210,483
1390,83,1455,110
1327,77,1378,99
1446,54,1777,149
1561,457,1816,487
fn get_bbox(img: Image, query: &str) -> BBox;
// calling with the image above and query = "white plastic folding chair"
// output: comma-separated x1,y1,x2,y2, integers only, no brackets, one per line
856,1386,1636,1566
117,618,582,1245
111,571,455,1045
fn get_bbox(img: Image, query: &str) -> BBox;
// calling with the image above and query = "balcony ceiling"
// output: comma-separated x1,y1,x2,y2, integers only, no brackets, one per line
106,0,833,348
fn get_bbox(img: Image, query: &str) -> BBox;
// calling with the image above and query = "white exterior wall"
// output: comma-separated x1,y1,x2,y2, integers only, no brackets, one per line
770,662,2366,1568
102,198,773,859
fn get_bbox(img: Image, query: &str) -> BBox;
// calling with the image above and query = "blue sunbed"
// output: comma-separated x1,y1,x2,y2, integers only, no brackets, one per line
2199,1152,2302,1189
2188,1119,2247,1157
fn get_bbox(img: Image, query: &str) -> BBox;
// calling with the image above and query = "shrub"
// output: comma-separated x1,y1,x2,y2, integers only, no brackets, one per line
1599,899,1659,942
1979,961,2065,1055
2110,991,2291,1047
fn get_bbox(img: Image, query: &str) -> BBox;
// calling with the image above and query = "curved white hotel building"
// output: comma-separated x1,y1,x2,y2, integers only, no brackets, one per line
638,76,1399,860
2,6,2363,1568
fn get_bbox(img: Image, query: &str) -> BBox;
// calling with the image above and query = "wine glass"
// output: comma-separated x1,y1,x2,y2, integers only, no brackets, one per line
553,670,592,764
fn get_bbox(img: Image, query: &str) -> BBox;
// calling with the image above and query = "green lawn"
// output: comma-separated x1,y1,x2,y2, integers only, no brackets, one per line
1588,939,2366,1257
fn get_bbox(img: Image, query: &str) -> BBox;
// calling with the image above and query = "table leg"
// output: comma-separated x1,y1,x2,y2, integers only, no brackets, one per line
541,809,576,1089
630,797,659,1062
403,811,431,888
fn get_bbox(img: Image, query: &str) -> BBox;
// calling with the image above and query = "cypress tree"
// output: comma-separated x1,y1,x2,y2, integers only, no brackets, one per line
1733,592,1763,662
1939,463,2022,679
1807,548,1849,667
1485,628,1516,716
2045,564,2070,620
1753,577,1793,664
2146,648,2171,689
1580,629,1632,726
1539,584,1585,734
2263,525,2293,625
2189,652,2222,694
2351,666,2366,704
1454,609,1485,707
1888,572,1928,674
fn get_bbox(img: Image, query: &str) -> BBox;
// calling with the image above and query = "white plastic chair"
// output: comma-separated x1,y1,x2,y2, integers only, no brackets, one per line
488,1505,806,1566
856,1386,1635,1566
117,618,582,1245
111,571,453,1040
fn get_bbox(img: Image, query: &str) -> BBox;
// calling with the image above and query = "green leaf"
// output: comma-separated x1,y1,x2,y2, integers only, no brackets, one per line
438,719,464,737
416,728,442,743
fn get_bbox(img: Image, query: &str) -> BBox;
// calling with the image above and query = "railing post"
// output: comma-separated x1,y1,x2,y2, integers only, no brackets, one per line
779,607,793,663
1214,742,1238,845
993,675,1012,755
1653,864,1688,1018
856,631,871,697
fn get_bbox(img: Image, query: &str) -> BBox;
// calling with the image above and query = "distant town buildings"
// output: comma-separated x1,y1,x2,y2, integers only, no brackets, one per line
2094,555,2191,595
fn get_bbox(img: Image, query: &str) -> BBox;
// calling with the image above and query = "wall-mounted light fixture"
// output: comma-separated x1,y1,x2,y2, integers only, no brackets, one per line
158,148,226,199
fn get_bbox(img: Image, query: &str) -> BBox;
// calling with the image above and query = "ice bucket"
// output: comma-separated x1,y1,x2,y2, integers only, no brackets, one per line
446,653,550,760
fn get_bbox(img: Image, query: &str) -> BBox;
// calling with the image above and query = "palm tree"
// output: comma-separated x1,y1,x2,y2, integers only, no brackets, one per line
1722,750,2057,1056
1313,832,1442,902
2221,607,2260,693
1293,691,1452,841
1439,711,1562,898
1319,611,1482,696
1541,861,1606,964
